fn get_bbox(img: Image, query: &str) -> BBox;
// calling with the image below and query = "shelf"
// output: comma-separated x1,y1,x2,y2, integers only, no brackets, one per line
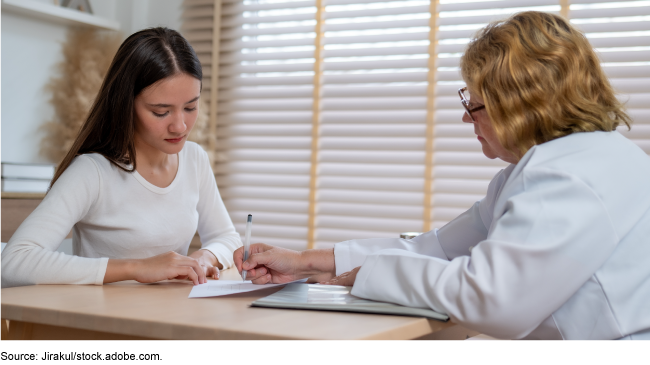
1,192,46,199
1,0,120,31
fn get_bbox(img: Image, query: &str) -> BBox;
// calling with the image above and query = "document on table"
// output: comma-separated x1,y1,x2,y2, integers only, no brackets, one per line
189,279,306,298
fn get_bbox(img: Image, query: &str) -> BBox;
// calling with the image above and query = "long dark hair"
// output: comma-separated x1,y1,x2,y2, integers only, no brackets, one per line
49,27,202,188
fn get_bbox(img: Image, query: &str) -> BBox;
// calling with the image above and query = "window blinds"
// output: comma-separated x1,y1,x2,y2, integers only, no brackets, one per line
183,0,650,251
215,0,317,249
316,0,433,247
181,0,220,167
569,0,650,155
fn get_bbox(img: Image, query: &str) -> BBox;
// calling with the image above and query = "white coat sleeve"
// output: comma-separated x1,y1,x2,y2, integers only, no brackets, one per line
334,232,448,276
350,168,619,339
334,165,513,274
194,148,242,269
437,164,513,259
1,156,108,288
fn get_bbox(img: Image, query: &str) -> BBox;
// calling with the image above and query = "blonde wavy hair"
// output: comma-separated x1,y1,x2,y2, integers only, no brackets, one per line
460,11,631,159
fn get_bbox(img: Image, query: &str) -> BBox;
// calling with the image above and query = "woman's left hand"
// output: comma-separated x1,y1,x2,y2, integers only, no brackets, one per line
320,266,361,286
189,249,222,280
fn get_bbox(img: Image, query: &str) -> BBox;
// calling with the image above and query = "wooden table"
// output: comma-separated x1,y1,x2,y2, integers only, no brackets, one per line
1,268,474,340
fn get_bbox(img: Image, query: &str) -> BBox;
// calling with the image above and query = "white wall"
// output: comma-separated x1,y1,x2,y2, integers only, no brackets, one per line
1,9,67,164
1,0,183,164
115,0,182,36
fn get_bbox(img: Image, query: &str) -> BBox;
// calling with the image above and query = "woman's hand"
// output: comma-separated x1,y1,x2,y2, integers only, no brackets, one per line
234,243,336,284
320,266,361,286
104,251,207,285
189,249,222,280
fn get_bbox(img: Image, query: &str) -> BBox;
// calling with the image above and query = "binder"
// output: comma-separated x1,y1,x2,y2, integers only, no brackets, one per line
251,283,449,321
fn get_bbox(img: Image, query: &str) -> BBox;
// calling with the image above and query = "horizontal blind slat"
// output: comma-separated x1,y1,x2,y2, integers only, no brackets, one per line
222,25,317,39
319,137,425,151
220,86,314,99
439,0,557,12
319,188,424,204
325,5,430,20
218,99,313,112
317,215,423,233
215,161,311,175
325,18,430,32
324,45,429,58
438,11,561,26
222,13,317,28
573,20,650,34
320,150,425,164
323,58,429,70
587,36,650,49
220,38,316,51
220,50,315,63
570,6,650,19
216,173,310,187
321,110,426,124
222,0,315,15
219,111,312,124
325,31,430,45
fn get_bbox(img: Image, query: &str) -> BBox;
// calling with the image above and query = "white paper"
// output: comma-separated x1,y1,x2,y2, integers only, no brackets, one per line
188,279,306,298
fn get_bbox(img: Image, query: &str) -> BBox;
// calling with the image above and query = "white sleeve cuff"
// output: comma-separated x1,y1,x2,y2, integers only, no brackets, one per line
334,232,448,276
202,243,236,269
94,257,109,285
334,241,355,276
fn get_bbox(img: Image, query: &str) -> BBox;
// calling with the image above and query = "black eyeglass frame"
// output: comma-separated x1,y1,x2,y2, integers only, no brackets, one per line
458,87,486,122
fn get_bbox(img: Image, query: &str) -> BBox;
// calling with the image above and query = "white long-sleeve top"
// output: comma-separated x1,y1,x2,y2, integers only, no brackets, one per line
335,131,650,340
2,142,242,288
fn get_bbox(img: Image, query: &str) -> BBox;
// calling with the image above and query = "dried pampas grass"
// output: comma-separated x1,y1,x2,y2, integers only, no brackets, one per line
41,28,216,170
40,28,121,164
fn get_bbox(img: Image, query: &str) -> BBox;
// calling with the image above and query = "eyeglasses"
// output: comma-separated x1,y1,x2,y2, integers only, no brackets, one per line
458,87,485,122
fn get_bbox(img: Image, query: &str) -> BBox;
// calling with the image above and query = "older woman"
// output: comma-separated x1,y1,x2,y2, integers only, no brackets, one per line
234,11,650,340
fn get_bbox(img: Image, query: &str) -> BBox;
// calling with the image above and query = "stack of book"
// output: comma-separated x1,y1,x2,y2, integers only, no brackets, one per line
1,162,55,193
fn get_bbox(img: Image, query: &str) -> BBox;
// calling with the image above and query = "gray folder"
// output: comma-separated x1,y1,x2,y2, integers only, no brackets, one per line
251,283,449,321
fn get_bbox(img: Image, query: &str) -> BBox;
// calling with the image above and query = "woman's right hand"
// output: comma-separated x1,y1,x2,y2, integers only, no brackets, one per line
104,251,207,285
234,243,336,285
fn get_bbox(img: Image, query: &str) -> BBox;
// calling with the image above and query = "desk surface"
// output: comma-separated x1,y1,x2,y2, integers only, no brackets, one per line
1,269,454,340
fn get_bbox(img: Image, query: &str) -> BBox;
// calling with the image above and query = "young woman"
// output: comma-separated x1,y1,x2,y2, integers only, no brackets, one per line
2,28,241,288
233,12,650,340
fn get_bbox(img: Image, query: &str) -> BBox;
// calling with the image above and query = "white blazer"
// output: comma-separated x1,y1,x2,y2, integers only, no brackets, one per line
334,131,650,340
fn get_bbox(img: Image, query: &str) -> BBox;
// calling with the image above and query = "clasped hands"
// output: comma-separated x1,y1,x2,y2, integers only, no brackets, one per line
233,243,361,287
104,249,221,285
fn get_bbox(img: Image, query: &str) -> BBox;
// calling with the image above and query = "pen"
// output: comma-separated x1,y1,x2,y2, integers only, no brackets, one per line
242,214,252,282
